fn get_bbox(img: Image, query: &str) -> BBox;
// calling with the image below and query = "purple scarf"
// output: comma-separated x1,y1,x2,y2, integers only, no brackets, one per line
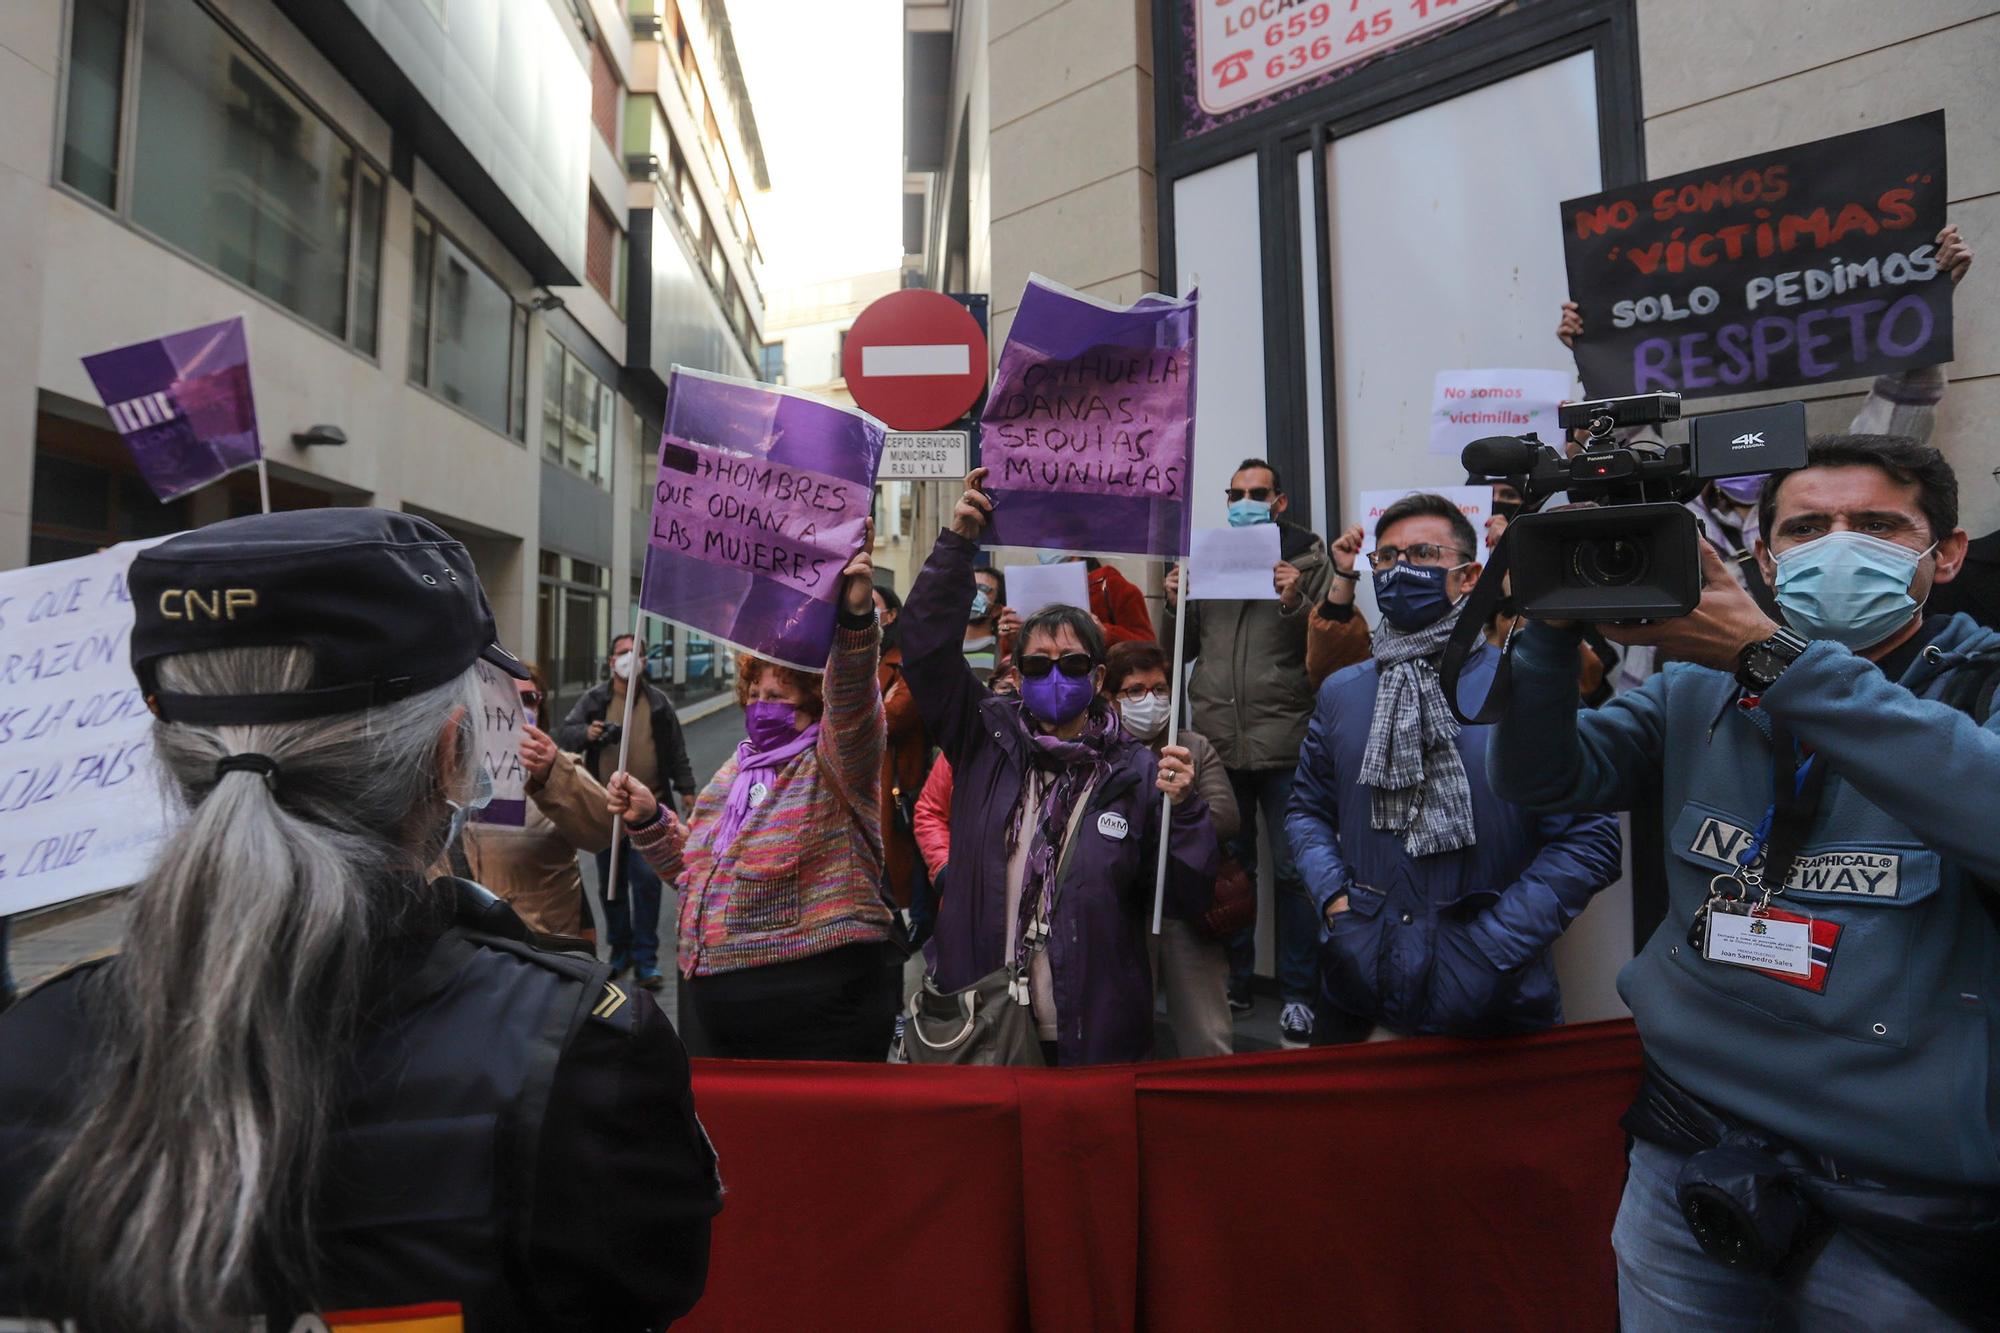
711,722,821,855
1006,702,1117,968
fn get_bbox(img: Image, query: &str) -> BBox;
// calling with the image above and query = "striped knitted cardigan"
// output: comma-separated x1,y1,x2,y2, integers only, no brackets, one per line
633,619,890,977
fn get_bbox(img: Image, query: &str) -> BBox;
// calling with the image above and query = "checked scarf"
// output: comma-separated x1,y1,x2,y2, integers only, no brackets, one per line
1359,600,1477,857
1004,702,1116,969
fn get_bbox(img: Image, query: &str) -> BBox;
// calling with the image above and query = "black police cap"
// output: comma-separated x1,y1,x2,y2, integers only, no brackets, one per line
130,507,530,725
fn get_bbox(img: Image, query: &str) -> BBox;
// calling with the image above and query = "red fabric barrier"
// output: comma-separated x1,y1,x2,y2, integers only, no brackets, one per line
681,1020,1642,1332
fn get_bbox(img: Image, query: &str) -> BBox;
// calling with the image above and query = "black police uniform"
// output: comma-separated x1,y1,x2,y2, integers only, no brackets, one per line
0,881,721,1329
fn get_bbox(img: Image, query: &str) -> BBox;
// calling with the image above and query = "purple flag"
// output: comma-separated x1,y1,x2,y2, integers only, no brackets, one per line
640,367,886,672
979,276,1198,558
80,316,262,502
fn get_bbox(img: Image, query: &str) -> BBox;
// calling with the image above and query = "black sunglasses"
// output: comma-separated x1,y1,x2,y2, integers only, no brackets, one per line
1224,486,1276,503
1018,651,1096,679
517,688,545,709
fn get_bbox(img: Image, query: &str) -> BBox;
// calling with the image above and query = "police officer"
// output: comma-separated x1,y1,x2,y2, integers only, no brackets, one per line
0,509,719,1332
1490,435,2000,1327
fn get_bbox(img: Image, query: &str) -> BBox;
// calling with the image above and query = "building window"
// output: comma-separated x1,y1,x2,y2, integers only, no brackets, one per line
542,339,614,488
536,551,611,721
409,209,526,438
586,194,619,301
60,0,130,206
759,342,783,384
589,41,621,147
29,447,191,566
635,410,660,516
351,162,384,356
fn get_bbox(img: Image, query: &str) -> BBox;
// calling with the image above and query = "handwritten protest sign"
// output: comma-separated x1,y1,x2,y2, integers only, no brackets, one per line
80,316,263,501
1189,526,1280,600
1001,561,1090,619
980,275,1198,558
0,541,174,916
641,367,886,672
1429,369,1571,458
1561,112,1950,399
1356,486,1496,560
468,659,528,827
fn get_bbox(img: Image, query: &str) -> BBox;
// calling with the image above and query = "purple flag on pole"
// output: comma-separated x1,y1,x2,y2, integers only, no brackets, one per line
640,367,886,673
80,316,262,502
979,275,1198,558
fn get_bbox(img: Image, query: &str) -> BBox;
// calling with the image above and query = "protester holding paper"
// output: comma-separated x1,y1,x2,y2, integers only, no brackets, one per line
608,530,899,1063
1306,522,1375,689
1162,458,1332,1042
900,468,1218,1066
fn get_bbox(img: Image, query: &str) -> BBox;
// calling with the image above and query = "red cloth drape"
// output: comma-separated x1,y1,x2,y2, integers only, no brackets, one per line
679,1020,1642,1332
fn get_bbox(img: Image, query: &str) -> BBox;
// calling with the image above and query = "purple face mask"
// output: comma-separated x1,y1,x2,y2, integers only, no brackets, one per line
1714,474,1767,506
744,699,800,751
1020,668,1096,727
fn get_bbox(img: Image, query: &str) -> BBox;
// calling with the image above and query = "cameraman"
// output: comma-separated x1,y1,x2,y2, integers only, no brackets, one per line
1490,435,2000,1327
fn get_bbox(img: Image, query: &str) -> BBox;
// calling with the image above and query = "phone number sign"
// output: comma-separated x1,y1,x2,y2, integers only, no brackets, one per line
1195,0,1504,115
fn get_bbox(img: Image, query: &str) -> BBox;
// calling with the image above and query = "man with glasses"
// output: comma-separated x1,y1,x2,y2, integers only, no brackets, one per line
1287,493,1620,1045
1163,458,1334,1043
1489,437,2000,1328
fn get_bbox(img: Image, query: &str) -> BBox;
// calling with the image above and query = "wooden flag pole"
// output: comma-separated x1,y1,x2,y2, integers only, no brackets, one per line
1151,556,1190,934
604,602,646,903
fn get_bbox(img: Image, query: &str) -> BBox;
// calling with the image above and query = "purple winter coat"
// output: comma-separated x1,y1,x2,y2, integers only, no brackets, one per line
901,530,1220,1065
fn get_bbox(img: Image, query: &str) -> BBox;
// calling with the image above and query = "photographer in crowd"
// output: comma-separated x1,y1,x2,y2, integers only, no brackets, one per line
1290,495,1621,1042
556,632,698,990
1490,436,2000,1328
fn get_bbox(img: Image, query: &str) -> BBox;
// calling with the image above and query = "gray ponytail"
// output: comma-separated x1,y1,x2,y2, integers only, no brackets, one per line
22,646,482,1330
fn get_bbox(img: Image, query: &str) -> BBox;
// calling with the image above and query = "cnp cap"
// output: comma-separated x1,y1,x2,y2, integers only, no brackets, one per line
130,507,530,725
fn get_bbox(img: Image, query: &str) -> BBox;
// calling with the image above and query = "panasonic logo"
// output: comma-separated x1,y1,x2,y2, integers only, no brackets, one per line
1731,431,1766,448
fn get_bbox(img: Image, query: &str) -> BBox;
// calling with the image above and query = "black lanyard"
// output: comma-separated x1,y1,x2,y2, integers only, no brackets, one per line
1739,720,1829,899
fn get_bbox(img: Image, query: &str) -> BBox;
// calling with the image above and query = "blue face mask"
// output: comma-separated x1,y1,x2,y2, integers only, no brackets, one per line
1372,561,1457,632
1036,551,1073,565
1226,498,1274,528
969,589,992,620
446,761,496,846
1774,531,1931,651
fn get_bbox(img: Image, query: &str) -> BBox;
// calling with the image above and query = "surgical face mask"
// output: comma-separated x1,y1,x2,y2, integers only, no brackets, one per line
446,761,496,846
1372,561,1462,632
611,650,634,682
1020,669,1096,727
1227,498,1274,528
744,699,800,751
969,589,992,621
1774,530,1932,651
1036,552,1072,565
1713,475,1767,507
1117,691,1170,741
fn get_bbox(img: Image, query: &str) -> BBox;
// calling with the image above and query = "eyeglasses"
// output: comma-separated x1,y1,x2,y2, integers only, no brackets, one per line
1224,487,1276,503
1367,543,1470,572
1116,684,1171,703
1018,651,1096,679
517,689,545,709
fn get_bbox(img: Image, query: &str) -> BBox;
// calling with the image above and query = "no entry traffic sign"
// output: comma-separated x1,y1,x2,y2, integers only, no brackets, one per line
842,289,989,432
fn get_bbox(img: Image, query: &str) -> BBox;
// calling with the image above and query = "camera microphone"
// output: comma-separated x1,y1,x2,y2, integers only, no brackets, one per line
1461,435,1543,477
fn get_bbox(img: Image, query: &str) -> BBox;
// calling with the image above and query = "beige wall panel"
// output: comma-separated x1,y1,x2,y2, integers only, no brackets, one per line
1642,17,2000,199
992,0,1074,43
0,0,60,77
1077,269,1162,305
991,66,1152,218
990,168,1155,317
0,40,54,185
1636,0,2000,119
991,0,1147,128
0,167,48,565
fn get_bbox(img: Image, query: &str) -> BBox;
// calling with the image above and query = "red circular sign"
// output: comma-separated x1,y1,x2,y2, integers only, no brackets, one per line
841,289,989,432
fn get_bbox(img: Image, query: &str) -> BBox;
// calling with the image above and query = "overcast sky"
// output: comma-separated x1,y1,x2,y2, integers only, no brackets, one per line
729,0,906,292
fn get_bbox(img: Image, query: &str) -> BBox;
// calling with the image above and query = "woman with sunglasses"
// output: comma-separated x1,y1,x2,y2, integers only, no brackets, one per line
899,470,1220,1066
456,662,614,940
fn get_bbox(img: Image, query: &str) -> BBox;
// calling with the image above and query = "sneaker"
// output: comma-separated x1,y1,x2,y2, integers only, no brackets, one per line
1227,989,1254,1016
635,966,665,991
1279,1002,1314,1048
607,949,631,976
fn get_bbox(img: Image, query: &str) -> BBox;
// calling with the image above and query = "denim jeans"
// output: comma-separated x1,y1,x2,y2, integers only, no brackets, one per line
1613,1138,1975,1331
596,844,665,972
1224,766,1318,1004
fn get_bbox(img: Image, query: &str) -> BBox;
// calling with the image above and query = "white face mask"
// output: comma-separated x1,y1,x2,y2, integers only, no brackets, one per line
1118,692,1170,741
612,650,634,681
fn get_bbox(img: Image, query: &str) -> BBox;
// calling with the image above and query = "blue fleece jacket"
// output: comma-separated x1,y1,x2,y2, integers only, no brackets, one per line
1490,613,2000,1186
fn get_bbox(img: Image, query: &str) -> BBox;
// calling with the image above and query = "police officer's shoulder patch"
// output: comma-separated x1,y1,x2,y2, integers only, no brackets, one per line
587,978,637,1033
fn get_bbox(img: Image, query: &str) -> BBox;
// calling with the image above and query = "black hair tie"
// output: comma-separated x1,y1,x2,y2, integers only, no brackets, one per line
215,753,281,790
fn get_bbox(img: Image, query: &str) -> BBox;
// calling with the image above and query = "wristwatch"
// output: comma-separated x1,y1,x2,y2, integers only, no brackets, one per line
1735,626,1809,691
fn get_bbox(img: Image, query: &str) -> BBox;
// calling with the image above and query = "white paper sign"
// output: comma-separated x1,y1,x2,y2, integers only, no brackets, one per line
1188,526,1280,600
0,540,175,916
880,431,969,480
468,659,529,827
1194,0,1505,117
1429,368,1573,458
1002,560,1090,618
1356,486,1498,561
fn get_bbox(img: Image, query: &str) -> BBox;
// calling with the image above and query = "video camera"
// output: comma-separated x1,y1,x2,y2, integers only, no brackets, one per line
1461,392,1807,621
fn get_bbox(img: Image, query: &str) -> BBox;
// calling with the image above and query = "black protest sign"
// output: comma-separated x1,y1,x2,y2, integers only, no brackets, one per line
1560,111,1950,399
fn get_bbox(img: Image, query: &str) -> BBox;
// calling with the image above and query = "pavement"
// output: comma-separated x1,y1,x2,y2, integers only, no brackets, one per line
7,696,1292,1053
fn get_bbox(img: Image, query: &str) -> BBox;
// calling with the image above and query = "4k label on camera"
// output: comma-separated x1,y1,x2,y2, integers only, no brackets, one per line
1704,910,1813,977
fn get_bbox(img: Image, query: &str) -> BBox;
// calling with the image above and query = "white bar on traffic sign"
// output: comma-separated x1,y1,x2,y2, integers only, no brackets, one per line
880,431,970,480
862,343,972,378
